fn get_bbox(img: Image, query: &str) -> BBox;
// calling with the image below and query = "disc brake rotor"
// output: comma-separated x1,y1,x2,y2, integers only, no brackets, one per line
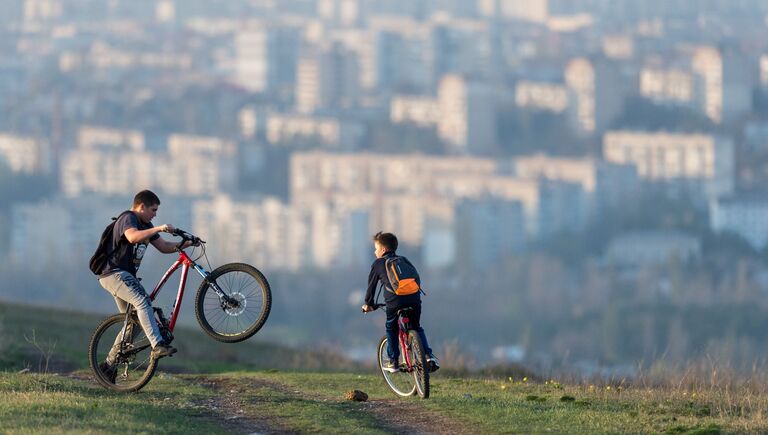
224,292,247,316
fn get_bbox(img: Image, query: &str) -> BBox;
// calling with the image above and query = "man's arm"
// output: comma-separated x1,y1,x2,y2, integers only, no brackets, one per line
151,236,196,254
124,225,169,244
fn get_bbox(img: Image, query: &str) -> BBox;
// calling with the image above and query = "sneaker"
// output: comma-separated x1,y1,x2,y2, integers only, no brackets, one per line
426,354,440,372
98,361,117,383
382,360,399,373
151,342,177,359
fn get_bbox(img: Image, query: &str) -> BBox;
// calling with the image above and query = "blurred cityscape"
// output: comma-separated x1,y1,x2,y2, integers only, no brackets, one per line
3,0,768,375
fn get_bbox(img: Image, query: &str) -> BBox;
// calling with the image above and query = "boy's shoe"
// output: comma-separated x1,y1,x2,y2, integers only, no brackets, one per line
426,354,440,372
99,361,117,383
382,360,399,373
151,342,177,359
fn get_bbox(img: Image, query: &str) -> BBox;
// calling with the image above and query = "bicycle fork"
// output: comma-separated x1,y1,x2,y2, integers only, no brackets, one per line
192,264,238,309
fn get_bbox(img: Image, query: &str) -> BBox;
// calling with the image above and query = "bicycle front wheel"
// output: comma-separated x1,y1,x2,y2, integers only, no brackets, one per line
378,336,417,397
88,313,158,392
195,263,272,343
408,330,430,399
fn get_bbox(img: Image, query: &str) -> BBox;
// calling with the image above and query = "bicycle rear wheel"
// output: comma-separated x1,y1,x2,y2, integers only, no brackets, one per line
88,313,158,392
377,336,417,397
195,263,272,343
408,330,430,399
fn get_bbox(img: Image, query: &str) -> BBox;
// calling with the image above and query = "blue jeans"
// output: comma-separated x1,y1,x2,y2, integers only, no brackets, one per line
385,304,432,364
99,271,164,357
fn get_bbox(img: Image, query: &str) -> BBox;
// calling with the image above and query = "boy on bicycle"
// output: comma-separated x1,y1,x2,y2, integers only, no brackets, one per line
362,231,439,373
96,190,194,379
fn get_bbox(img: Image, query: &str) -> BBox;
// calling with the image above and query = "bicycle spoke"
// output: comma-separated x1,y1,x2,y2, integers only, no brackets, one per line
90,314,157,392
195,264,272,342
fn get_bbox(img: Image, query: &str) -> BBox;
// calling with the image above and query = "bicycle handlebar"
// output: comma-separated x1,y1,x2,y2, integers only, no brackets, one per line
171,228,205,248
362,303,385,313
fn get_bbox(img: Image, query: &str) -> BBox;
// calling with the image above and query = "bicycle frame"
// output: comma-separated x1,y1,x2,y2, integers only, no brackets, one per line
397,313,415,371
147,249,228,332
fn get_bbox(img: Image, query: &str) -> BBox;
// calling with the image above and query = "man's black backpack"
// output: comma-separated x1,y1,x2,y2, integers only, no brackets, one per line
88,211,133,276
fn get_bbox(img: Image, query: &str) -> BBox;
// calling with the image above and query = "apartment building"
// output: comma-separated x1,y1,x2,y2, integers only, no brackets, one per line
0,133,50,174
192,195,369,271
603,130,734,200
565,57,626,135
515,81,570,112
264,113,365,149
61,134,237,196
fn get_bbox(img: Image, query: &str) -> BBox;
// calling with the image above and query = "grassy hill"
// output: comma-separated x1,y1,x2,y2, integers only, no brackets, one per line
2,300,766,433
0,300,354,373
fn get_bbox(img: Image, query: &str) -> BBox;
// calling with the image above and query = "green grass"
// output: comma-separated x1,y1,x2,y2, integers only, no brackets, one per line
197,372,392,434
246,371,768,433
2,370,767,433
3,300,768,433
0,372,226,434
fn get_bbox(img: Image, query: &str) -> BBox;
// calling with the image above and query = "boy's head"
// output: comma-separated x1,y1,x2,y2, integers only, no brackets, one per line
373,231,397,259
132,190,161,223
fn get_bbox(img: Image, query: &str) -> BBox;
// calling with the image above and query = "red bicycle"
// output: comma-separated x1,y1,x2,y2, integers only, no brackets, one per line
88,229,272,392
368,303,430,399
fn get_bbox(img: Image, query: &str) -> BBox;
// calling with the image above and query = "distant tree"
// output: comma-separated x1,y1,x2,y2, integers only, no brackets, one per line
367,121,444,154
496,104,593,157
610,97,716,132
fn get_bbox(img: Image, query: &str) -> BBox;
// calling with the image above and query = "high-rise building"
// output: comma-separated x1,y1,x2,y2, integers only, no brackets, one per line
691,47,723,123
515,81,571,112
317,0,363,27
77,126,145,151
603,130,734,201
639,68,695,106
690,47,751,124
296,42,360,114
513,153,640,212
480,0,548,23
565,57,626,136
369,19,433,93
23,0,62,23
0,133,50,174
437,74,496,154
234,24,300,94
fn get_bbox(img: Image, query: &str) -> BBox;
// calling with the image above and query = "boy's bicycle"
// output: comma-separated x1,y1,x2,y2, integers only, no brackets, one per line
367,303,429,399
88,229,272,392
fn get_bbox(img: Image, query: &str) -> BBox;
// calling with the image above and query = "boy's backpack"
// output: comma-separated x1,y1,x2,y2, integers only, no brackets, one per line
88,211,133,276
384,256,421,296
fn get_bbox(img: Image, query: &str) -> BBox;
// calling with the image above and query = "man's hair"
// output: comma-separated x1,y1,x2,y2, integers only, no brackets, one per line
373,231,398,252
133,190,161,207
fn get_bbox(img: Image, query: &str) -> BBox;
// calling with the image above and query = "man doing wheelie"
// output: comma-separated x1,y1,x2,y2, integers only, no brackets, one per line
92,190,195,381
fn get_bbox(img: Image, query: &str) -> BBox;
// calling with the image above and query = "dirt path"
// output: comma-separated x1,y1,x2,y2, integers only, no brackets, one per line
186,375,471,435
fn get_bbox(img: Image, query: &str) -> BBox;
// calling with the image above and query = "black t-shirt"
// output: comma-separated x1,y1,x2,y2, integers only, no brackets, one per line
100,211,159,277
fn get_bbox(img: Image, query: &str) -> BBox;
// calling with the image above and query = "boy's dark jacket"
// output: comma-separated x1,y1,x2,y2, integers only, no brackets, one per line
365,251,421,309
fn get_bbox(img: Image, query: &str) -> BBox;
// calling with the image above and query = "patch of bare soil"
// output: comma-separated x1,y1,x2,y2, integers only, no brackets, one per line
187,375,471,435
188,376,295,435
360,398,470,435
